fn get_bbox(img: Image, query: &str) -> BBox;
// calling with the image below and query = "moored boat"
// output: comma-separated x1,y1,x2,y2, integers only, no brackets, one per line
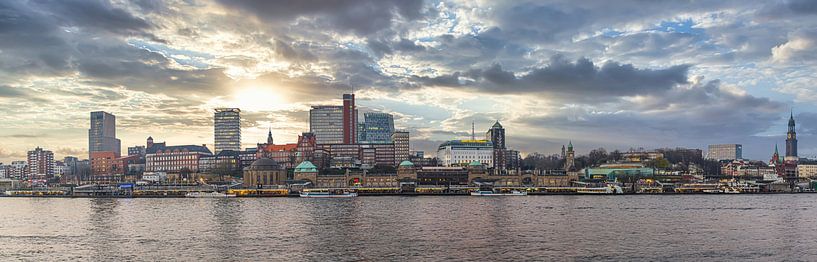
185,192,236,198
299,191,357,198
576,185,624,194
470,190,527,196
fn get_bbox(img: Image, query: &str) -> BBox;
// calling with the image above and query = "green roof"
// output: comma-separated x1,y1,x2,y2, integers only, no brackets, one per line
468,160,482,166
294,161,318,173
399,160,415,167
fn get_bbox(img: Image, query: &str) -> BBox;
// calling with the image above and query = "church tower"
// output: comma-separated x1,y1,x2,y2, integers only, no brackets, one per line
786,111,798,162
564,141,575,171
266,128,274,145
770,144,781,166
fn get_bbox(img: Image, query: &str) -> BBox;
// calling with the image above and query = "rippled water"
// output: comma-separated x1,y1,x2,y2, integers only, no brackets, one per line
2,195,817,261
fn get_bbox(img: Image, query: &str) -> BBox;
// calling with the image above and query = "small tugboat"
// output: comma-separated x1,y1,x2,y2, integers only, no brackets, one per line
470,190,527,196
299,189,357,198
185,192,236,198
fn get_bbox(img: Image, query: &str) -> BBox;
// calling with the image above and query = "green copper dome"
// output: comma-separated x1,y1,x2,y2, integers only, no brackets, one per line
399,160,415,167
294,161,318,173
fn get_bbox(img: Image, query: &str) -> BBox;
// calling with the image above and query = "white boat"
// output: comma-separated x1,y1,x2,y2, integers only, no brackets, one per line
470,190,527,196
299,191,357,198
576,185,624,194
185,192,236,198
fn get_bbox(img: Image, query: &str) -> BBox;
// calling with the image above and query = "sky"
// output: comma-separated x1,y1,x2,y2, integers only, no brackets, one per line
2,0,817,163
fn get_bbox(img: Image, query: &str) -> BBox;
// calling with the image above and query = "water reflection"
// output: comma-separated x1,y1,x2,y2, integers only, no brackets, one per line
3,195,817,260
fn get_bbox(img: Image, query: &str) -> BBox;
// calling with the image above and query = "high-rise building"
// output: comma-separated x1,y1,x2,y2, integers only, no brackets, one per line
362,112,395,143
505,149,520,170
393,130,410,164
342,94,357,144
357,123,367,143
310,105,344,144
27,147,54,179
486,121,507,170
786,112,798,161
89,111,121,158
706,144,742,161
214,108,241,154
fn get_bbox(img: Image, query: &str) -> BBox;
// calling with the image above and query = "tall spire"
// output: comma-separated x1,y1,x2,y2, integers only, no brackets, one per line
775,144,779,155
266,127,273,144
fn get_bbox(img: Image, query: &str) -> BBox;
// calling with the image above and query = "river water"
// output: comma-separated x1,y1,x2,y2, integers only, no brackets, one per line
2,195,817,261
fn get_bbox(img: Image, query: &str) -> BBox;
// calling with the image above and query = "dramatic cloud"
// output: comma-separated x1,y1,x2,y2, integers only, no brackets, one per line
216,0,424,35
1,0,816,162
772,30,817,63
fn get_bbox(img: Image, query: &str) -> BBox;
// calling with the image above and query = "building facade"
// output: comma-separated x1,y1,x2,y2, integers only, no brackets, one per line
256,132,317,169
362,112,394,143
10,161,28,179
88,111,121,157
127,145,146,157
316,143,396,168
146,144,213,173
505,149,520,170
436,140,494,168
198,150,241,174
486,121,507,170
797,160,817,178
706,144,742,161
309,105,344,144
27,147,54,180
214,108,241,154
393,130,410,164
342,94,357,144
90,151,118,178
242,158,287,187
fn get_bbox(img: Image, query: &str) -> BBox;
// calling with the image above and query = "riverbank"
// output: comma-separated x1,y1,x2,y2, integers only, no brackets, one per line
2,191,816,198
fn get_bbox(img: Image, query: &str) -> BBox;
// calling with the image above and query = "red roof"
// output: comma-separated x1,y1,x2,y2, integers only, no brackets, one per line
260,144,297,152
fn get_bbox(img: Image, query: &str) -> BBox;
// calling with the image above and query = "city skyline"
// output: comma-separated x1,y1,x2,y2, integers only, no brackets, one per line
3,1,817,163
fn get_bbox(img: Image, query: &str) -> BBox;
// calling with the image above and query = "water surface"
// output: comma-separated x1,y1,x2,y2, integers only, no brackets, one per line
1,195,816,261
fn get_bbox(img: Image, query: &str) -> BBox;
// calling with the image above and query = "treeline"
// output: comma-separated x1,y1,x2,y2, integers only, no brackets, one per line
521,147,722,176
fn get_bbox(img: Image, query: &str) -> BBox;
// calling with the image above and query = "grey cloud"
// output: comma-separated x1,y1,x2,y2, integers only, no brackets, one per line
794,112,817,136
73,41,231,95
55,147,85,156
216,0,424,35
772,30,817,63
759,0,817,18
0,147,26,159
0,85,50,103
517,79,785,152
417,56,690,99
274,40,316,62
0,85,27,98
367,38,426,57
2,134,42,138
31,0,151,33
